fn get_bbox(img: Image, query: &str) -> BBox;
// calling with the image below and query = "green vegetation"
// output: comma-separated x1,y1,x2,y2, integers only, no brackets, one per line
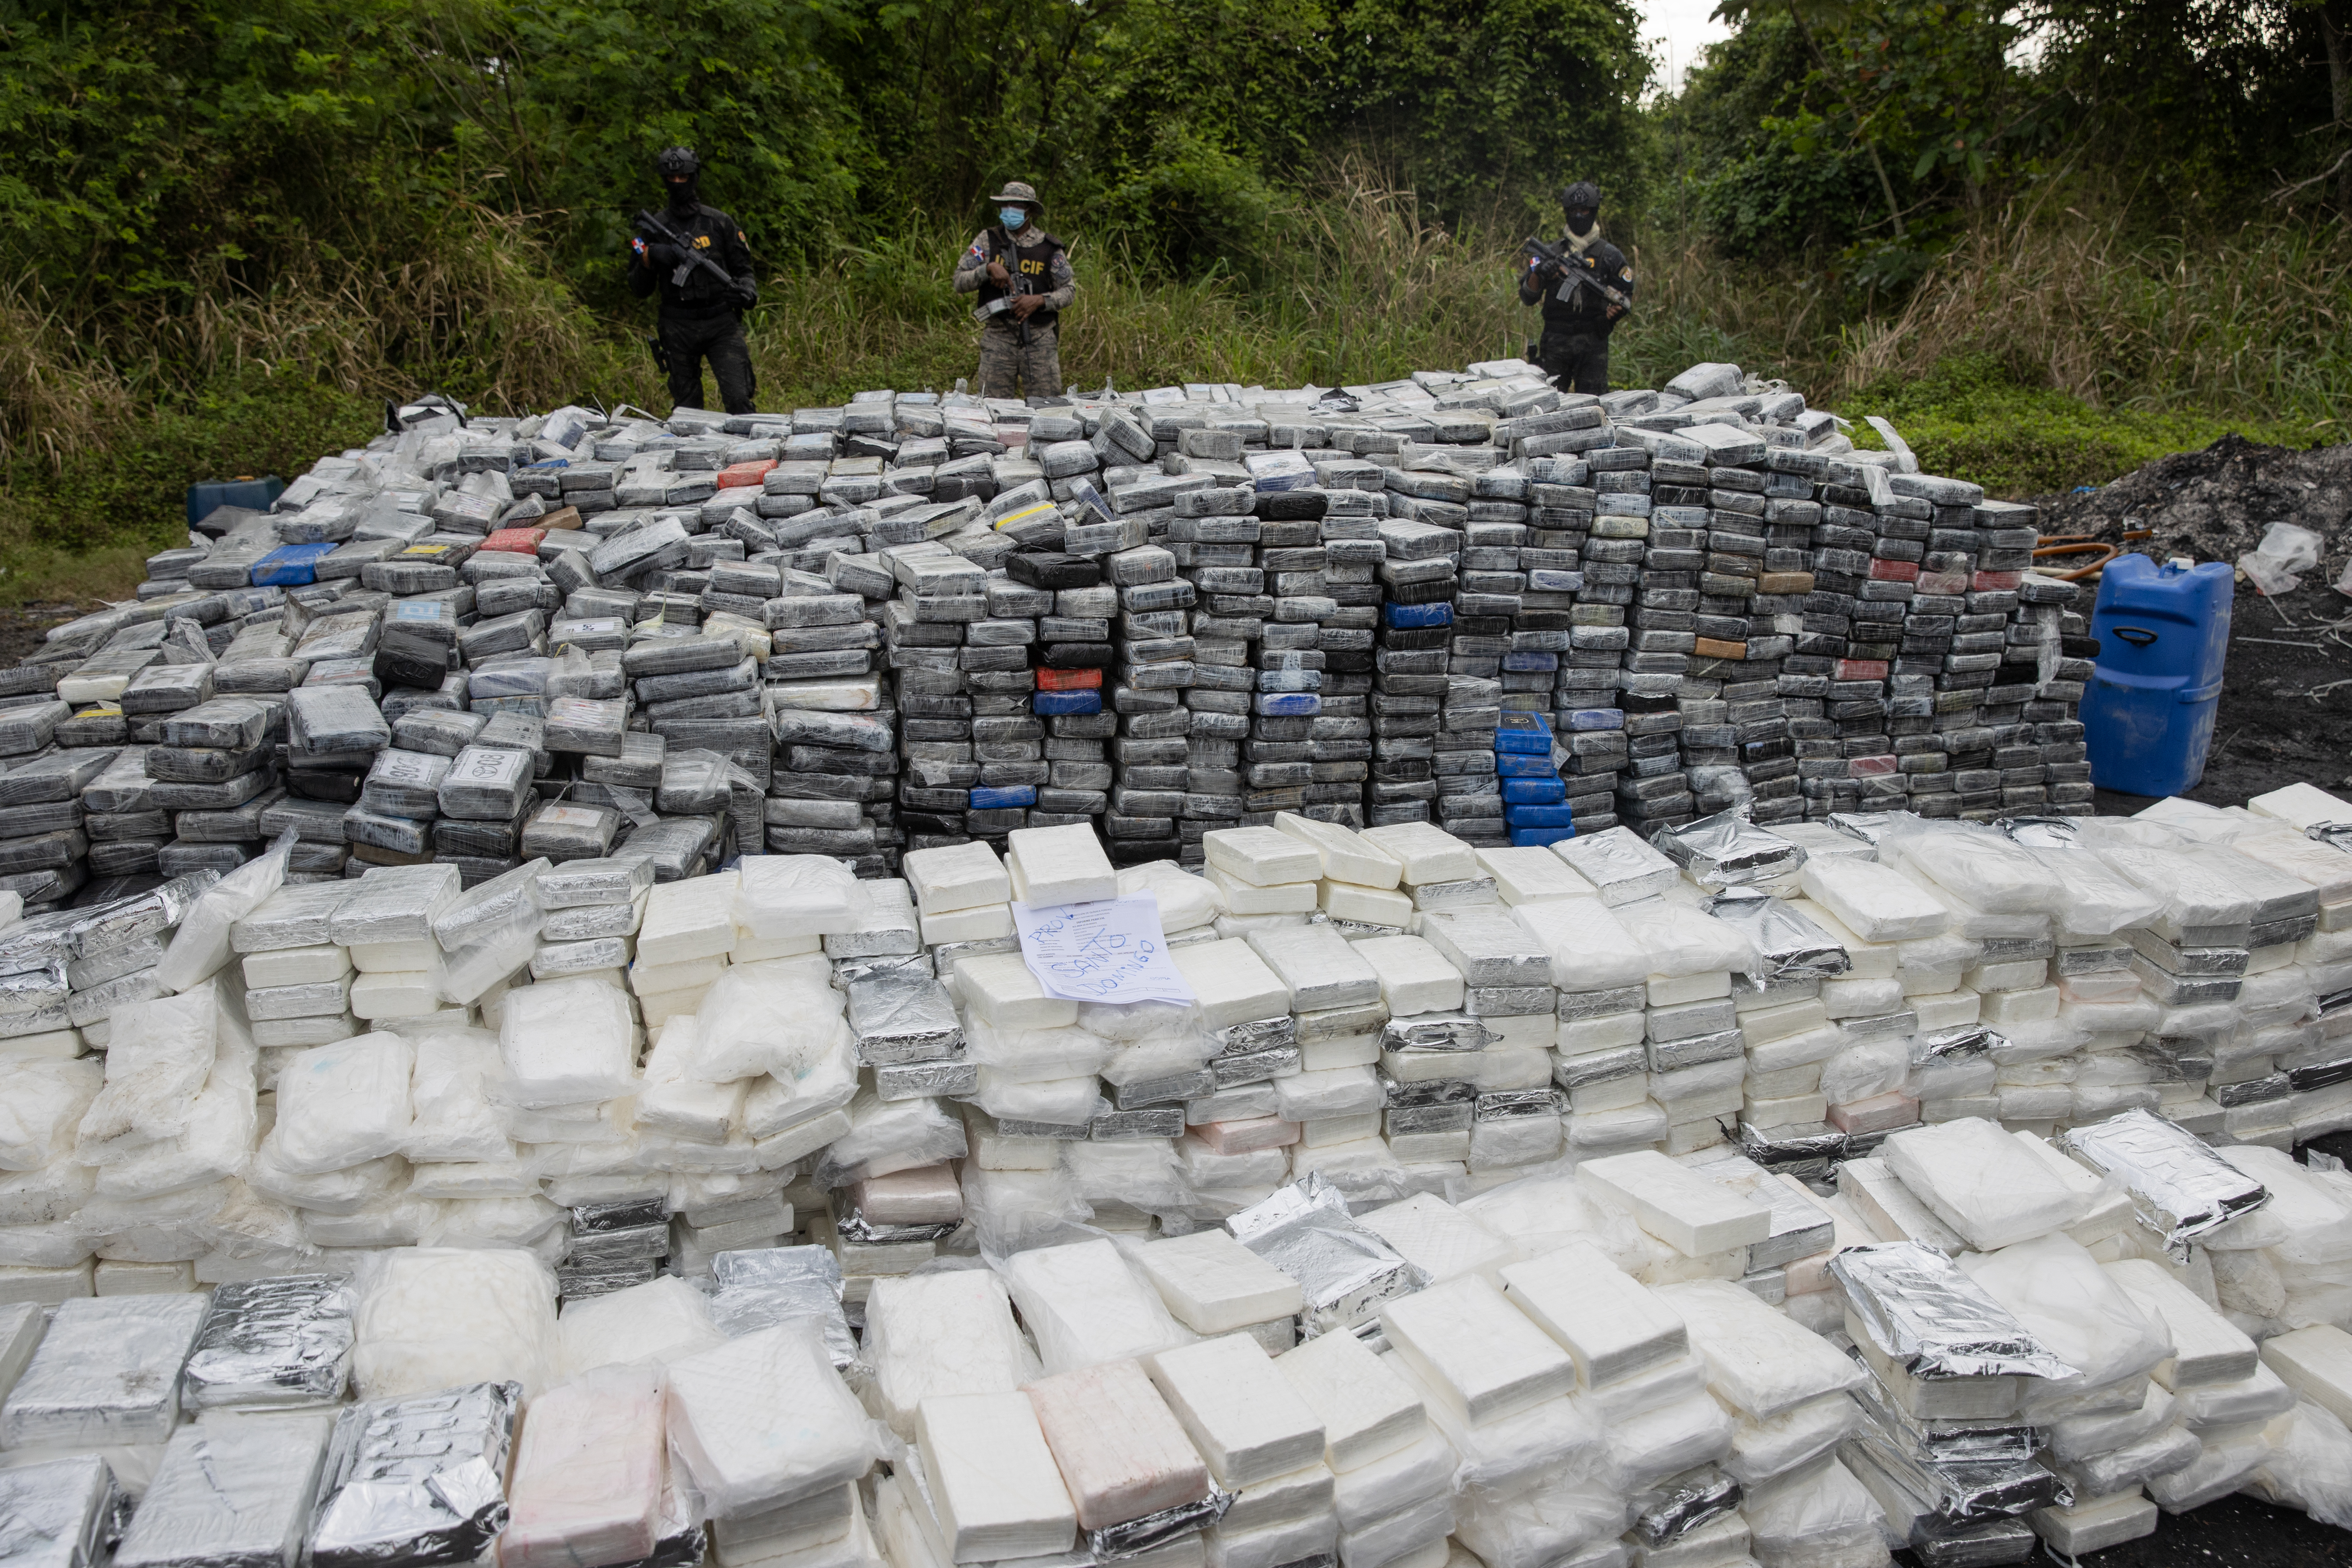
1,0,2347,604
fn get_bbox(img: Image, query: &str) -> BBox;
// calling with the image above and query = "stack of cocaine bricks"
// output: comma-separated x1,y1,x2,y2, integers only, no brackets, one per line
1162,429,1264,858
15,362,2109,919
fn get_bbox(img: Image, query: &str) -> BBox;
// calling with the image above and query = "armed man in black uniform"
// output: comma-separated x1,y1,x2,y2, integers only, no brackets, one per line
1518,180,1635,396
628,146,761,415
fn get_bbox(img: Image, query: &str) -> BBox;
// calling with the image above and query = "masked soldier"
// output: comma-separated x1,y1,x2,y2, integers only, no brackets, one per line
628,147,760,415
1519,180,1635,396
952,181,1075,401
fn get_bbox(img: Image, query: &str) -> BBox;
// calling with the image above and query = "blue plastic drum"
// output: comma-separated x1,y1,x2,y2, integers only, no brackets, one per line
2081,555,2235,797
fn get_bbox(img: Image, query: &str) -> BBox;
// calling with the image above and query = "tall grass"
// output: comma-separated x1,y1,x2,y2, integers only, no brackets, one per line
749,163,1534,399
1831,207,2352,433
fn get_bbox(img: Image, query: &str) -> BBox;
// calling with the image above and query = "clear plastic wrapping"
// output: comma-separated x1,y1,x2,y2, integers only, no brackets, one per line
663,1320,885,1519
1955,1235,2172,1407
350,1248,558,1400
1880,1119,2089,1252
307,1381,519,1568
156,831,295,992
0,1059,102,1171
864,1269,1034,1438
498,976,638,1108
437,745,534,821
1655,1279,1866,1420
1829,1241,2076,1381
810,1090,967,1189
692,959,845,1083
266,1035,415,1175
1000,1238,1193,1374
111,1410,334,1568
181,1274,356,1409
735,855,861,939
533,858,652,913
402,1031,514,1163
500,1363,666,1568
1608,899,1756,979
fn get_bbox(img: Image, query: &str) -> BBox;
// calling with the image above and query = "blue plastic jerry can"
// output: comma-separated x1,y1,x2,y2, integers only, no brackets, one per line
2081,554,2234,797
186,476,284,527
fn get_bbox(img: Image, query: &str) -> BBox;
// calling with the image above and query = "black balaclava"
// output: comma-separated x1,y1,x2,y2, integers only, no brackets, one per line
656,147,702,216
1560,180,1603,238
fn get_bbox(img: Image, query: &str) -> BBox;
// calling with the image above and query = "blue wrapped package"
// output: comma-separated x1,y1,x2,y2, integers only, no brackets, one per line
251,542,339,586
1033,689,1101,716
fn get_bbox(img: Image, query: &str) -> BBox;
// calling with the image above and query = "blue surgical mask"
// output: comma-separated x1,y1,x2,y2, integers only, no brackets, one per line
999,207,1029,231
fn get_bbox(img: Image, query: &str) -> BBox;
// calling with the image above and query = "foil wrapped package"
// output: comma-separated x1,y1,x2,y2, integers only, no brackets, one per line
1826,810,1925,847
1844,1351,2040,1470
182,1274,357,1410
1912,1026,2004,1066
1628,1465,1742,1547
1089,1488,1232,1560
1378,1014,1490,1053
1211,1016,1297,1058
0,1456,127,1568
1737,1119,1849,1171
1224,1175,1429,1336
1842,1428,2069,1527
1653,810,1807,889
1830,1242,2076,1382
1704,890,1851,981
1,1294,211,1449
707,1246,859,1369
834,1208,960,1246
70,871,219,960
846,970,964,1066
112,1411,335,1568
307,1381,519,1568
2056,1107,2269,1256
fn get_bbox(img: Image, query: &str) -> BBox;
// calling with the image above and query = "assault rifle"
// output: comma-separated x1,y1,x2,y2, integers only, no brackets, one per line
1523,235,1632,315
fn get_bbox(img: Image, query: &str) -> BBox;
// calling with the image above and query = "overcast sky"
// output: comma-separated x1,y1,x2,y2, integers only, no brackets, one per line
1641,0,1736,95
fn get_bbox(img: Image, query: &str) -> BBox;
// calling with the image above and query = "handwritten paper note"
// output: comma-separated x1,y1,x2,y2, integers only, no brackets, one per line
1010,895,1196,1005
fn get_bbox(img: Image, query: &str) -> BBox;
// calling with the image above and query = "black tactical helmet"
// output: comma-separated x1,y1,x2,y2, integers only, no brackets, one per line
1560,181,1603,211
655,147,702,179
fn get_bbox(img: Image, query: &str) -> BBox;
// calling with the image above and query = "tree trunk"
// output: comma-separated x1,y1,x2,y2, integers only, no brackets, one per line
2324,0,2352,211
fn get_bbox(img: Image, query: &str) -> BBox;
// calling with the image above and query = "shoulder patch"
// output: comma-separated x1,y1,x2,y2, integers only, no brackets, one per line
1619,267,1633,280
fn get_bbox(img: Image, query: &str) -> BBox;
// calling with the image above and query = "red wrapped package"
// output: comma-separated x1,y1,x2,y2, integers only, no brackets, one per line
717,459,777,488
482,527,548,555
1036,667,1103,690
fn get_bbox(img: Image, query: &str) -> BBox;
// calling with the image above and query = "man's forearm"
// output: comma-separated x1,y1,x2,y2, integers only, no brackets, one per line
952,259,987,295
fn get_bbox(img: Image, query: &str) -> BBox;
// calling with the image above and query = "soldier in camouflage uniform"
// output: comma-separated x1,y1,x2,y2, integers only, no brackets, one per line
951,182,1075,401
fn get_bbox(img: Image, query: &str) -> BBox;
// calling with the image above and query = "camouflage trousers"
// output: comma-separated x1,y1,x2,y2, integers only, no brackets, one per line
977,320,1062,401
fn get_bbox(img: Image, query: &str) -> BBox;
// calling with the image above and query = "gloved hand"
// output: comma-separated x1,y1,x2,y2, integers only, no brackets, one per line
733,278,759,309
648,240,689,268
